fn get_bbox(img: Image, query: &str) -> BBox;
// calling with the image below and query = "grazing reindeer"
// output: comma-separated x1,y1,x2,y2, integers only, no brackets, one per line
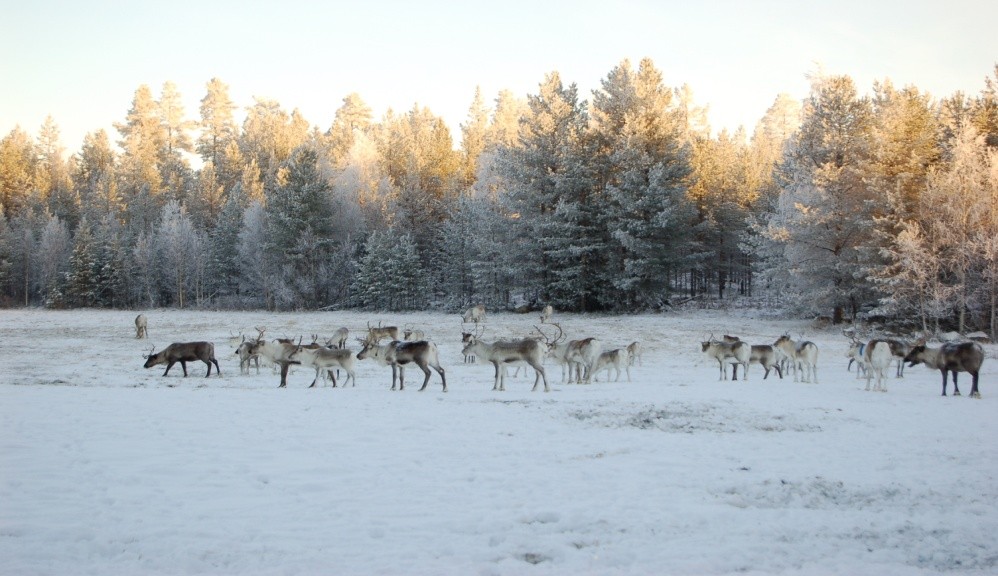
134,314,148,339
701,336,750,380
143,342,220,377
403,326,426,341
592,348,630,382
773,334,819,383
461,323,485,364
539,305,554,324
462,336,550,392
864,340,893,392
626,341,643,367
367,321,399,343
358,338,446,392
289,346,356,388
904,341,984,398
462,304,486,324
327,327,349,349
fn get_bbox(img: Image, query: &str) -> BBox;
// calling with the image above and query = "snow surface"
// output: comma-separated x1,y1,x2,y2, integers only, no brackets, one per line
2,308,997,576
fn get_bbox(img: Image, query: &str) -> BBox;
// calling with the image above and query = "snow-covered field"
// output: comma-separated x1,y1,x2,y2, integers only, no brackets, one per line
2,308,996,576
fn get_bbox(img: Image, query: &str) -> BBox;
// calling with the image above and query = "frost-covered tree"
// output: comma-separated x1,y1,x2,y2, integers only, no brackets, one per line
0,126,40,217
36,213,71,307
498,71,597,310
155,200,201,308
64,217,98,307
197,77,239,184
236,200,271,308
590,58,694,307
753,74,877,322
353,228,425,310
264,146,335,309
74,129,120,225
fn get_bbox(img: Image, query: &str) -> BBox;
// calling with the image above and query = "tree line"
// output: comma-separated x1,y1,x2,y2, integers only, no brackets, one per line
1,60,996,336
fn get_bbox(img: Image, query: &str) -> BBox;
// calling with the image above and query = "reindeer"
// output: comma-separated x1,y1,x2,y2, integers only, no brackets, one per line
403,326,426,341
367,321,399,343
539,305,554,324
864,340,893,392
626,341,643,367
701,336,750,381
773,334,819,383
288,346,356,388
885,339,912,377
846,338,868,380
143,342,220,377
461,335,550,392
134,314,148,339
565,337,602,384
904,341,984,398
592,348,630,382
255,338,302,387
462,323,485,364
327,327,349,349
721,335,781,379
358,337,446,391
462,304,486,324
236,335,262,375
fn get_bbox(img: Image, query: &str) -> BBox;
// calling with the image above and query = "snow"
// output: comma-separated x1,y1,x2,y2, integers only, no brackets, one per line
2,308,997,575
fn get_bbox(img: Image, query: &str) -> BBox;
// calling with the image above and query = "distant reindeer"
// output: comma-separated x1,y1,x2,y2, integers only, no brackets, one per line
626,341,643,367
462,304,486,324
143,342,220,377
367,321,399,343
592,348,630,382
327,327,350,349
904,341,984,398
403,325,425,341
539,305,554,324
134,314,148,339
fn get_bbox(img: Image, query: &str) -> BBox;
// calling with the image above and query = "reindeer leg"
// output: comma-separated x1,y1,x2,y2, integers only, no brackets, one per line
435,364,446,392
163,361,174,377
417,361,432,391
279,362,290,388
970,372,980,398
951,371,961,396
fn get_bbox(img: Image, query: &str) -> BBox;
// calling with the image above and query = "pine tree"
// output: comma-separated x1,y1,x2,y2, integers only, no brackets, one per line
264,145,335,309
65,217,98,307
754,74,877,322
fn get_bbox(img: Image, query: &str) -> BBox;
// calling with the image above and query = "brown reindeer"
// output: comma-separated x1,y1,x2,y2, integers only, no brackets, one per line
904,341,984,398
143,342,220,377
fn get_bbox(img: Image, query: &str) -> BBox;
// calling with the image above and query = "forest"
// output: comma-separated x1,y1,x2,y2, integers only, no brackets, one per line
1,59,997,337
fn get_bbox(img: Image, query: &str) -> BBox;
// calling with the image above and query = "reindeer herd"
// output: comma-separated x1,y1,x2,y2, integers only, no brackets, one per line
135,307,988,399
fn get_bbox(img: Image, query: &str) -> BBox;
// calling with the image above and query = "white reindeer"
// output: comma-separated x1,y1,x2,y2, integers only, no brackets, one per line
461,337,550,392
288,346,356,388
592,348,630,382
864,340,893,392
701,337,750,380
773,335,819,383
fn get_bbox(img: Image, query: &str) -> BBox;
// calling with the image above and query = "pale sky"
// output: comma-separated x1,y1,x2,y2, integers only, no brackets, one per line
2,0,996,155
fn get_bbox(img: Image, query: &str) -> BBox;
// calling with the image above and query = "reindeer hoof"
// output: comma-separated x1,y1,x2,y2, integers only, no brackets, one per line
971,392,981,399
